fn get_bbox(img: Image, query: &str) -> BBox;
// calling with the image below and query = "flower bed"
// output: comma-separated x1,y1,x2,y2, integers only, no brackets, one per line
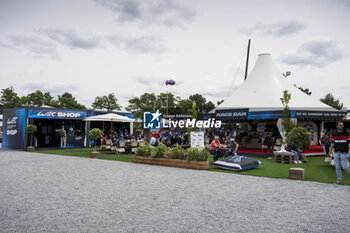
132,156,209,170
132,144,210,170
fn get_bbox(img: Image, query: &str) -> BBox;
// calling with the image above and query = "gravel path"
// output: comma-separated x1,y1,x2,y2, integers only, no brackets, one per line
0,150,349,233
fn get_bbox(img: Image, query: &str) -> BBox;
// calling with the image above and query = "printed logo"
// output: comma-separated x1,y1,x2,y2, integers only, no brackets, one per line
7,130,17,135
36,111,81,118
7,117,18,125
143,110,161,129
143,110,222,129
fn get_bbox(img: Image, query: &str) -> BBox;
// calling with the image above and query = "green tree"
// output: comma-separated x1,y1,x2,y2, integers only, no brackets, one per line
191,101,198,121
176,99,192,115
89,128,104,150
20,91,56,107
126,93,158,119
92,93,122,111
43,92,55,106
203,101,215,113
27,124,37,147
280,90,296,136
157,92,177,115
0,87,21,113
187,100,198,142
189,94,206,113
57,92,86,109
320,93,343,110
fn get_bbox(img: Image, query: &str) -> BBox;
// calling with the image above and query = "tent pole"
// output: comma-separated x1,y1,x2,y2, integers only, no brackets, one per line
244,39,251,81
111,121,113,140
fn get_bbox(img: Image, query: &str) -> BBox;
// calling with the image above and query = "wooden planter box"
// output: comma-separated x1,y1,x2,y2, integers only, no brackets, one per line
132,155,209,170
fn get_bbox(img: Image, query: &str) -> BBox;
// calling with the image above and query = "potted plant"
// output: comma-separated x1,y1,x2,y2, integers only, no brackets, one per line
26,124,37,152
132,144,209,170
89,128,104,158
285,127,311,180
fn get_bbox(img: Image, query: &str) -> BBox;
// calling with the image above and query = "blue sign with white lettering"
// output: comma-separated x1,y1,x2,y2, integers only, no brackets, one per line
143,111,161,129
28,109,87,120
2,108,26,150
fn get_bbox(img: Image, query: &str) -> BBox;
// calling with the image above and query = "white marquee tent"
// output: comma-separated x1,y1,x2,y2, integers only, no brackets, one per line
215,53,339,112
211,53,346,147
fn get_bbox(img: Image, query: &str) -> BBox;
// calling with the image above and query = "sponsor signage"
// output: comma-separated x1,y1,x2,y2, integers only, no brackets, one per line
295,111,346,119
2,108,26,150
191,131,205,148
28,109,87,120
247,111,294,119
143,110,222,129
215,109,248,120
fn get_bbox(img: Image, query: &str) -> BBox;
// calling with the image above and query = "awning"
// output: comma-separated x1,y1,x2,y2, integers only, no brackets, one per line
83,113,134,123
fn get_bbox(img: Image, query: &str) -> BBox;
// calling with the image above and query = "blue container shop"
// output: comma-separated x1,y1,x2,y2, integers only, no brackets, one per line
2,107,134,150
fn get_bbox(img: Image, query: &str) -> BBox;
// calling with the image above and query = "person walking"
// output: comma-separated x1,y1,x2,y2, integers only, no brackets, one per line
60,126,67,149
328,120,350,185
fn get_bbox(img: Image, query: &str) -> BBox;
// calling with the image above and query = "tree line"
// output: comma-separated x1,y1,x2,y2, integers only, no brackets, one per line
0,86,344,117
0,87,220,117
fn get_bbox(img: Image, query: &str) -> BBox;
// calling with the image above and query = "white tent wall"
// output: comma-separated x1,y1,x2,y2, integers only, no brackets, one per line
215,53,339,112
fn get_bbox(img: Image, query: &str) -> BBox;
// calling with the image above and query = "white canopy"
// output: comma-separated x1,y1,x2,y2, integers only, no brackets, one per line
214,53,338,112
344,113,350,121
83,113,134,123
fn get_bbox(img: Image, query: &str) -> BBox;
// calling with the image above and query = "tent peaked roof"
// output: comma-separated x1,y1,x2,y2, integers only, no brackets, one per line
83,113,134,122
216,53,337,112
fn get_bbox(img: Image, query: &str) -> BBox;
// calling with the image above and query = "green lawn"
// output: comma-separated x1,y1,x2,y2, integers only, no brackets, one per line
35,148,350,185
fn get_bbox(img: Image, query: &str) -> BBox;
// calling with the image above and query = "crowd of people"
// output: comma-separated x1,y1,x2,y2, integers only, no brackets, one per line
150,131,189,148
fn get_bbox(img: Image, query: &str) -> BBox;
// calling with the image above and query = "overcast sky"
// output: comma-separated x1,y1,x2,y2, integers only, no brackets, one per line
1,0,350,110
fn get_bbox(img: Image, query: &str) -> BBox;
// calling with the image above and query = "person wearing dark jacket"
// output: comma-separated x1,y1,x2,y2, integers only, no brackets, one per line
286,143,301,164
329,121,350,185
263,134,273,152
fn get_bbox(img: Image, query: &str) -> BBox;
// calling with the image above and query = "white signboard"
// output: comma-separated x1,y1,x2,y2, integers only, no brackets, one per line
190,131,205,148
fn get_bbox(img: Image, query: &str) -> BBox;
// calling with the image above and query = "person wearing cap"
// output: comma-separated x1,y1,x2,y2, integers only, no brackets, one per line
225,137,239,157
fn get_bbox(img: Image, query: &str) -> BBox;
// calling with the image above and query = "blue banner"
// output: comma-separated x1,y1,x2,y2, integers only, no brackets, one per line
215,109,249,120
248,110,296,119
28,109,87,120
2,108,26,150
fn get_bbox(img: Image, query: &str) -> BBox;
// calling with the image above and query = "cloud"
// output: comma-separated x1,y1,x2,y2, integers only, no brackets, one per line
1,28,166,59
242,21,306,37
93,0,196,27
131,76,168,86
0,35,59,59
21,81,78,97
109,35,166,54
279,39,344,67
41,29,103,49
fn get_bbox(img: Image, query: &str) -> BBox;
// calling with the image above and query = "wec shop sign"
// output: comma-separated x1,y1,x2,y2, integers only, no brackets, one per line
28,109,87,120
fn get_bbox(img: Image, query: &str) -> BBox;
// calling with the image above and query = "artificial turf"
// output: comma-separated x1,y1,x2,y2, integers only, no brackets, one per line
35,148,350,185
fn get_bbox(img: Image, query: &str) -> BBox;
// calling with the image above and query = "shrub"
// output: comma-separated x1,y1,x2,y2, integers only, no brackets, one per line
170,144,187,160
198,149,210,161
164,149,172,159
285,127,311,149
135,128,142,135
153,145,166,158
89,128,104,150
136,144,153,157
187,148,210,161
187,147,200,161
